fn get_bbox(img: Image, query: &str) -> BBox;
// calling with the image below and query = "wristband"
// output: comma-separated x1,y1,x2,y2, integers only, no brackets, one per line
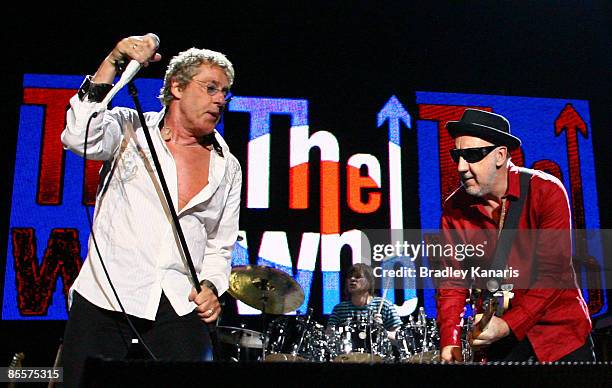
77,75,113,103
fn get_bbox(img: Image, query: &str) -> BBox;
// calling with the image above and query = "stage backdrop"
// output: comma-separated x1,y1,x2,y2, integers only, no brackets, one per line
2,73,607,321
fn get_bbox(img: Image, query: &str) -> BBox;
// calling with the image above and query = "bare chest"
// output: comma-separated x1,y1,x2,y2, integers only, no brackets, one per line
168,145,211,210
482,199,507,229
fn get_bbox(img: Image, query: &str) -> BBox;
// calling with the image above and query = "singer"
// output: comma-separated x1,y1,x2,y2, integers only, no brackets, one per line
60,34,241,386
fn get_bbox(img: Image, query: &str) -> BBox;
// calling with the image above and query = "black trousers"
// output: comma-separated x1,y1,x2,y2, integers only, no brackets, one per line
488,333,596,362
61,292,210,387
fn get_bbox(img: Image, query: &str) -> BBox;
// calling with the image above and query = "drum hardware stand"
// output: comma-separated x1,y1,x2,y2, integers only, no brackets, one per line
374,274,393,362
340,317,353,354
372,285,393,363
293,308,314,358
403,315,417,357
417,307,428,363
251,276,273,360
235,325,247,362
368,312,376,362
235,342,241,362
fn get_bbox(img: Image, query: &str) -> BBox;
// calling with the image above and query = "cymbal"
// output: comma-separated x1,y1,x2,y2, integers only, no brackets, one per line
216,326,263,348
333,353,386,363
264,353,308,362
229,265,304,314
401,350,440,364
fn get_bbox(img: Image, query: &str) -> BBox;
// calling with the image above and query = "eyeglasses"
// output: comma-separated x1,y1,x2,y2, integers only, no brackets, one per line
191,79,232,102
450,145,500,164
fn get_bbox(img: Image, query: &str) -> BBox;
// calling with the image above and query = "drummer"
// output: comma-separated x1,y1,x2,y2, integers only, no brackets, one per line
327,263,401,339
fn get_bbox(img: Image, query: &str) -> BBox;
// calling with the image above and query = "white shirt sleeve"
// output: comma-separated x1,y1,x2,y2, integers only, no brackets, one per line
61,93,132,161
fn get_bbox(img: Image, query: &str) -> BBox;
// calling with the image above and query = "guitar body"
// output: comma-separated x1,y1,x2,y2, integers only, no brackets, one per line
469,311,495,364
48,343,63,388
467,290,512,363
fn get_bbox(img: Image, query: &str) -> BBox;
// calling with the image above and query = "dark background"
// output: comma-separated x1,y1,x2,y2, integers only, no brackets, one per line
2,1,611,367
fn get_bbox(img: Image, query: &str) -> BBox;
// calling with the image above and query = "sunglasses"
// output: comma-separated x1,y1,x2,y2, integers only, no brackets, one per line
450,145,500,163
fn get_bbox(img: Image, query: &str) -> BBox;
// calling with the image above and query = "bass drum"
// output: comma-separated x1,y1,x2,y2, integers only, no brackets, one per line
328,316,392,363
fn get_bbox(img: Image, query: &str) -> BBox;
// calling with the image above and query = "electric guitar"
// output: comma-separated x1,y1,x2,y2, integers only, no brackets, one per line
7,352,25,388
467,288,513,363
48,342,62,388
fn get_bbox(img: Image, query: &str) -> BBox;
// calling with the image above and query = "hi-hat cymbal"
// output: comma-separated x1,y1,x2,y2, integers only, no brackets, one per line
229,265,304,314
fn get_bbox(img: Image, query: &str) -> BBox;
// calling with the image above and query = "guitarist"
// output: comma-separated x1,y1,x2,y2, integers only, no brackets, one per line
436,109,594,363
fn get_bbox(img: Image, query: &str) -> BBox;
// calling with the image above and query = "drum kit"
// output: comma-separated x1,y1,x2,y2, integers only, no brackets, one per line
326,314,393,363
221,265,440,363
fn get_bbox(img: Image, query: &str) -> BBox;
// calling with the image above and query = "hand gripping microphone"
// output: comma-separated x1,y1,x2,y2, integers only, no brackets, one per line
100,33,160,106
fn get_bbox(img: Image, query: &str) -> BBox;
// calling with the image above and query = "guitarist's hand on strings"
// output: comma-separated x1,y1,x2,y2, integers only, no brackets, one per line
189,285,221,323
470,315,510,346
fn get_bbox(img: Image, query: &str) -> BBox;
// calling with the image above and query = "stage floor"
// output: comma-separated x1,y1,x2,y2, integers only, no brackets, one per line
81,358,612,387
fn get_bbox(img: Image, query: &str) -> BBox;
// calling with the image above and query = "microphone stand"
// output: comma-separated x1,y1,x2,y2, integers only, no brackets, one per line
127,80,222,361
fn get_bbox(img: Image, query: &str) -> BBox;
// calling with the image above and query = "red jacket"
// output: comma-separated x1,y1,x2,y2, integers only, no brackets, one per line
437,163,591,362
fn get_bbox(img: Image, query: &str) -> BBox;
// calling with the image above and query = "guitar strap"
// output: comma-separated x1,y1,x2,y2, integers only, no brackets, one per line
483,168,532,312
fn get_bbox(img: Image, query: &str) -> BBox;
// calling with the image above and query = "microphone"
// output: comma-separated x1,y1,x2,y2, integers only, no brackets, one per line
100,33,160,106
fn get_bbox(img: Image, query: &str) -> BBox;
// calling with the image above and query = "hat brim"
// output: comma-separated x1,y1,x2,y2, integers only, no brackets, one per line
446,121,521,149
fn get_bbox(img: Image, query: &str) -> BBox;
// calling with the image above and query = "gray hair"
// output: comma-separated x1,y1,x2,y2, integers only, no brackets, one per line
159,47,235,106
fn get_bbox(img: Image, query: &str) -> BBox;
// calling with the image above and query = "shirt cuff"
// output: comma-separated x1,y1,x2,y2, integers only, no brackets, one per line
199,279,219,297
439,322,463,348
502,306,534,341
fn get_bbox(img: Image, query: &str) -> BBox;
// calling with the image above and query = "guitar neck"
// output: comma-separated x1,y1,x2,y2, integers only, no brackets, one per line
7,352,25,388
9,352,24,368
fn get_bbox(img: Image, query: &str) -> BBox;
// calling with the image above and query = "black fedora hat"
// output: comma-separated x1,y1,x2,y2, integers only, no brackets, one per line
446,109,521,149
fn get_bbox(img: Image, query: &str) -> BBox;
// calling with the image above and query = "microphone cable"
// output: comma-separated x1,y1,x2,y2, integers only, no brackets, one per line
81,111,158,361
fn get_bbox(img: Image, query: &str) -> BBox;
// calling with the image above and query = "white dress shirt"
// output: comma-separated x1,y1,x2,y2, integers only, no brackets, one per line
61,92,241,320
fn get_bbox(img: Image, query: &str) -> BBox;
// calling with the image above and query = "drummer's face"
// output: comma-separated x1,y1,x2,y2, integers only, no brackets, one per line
347,272,369,294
